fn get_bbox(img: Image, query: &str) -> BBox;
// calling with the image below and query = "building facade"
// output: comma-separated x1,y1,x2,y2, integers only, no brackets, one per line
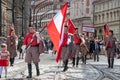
70,0,95,35
93,0,120,41
1,0,31,37
32,0,69,38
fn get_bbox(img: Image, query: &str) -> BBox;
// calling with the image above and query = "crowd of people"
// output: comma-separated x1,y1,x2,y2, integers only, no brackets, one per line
60,25,118,72
0,24,119,79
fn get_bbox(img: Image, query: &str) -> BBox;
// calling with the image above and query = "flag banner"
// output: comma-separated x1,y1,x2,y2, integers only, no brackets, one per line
104,24,110,37
67,18,76,34
9,27,14,36
47,2,68,62
82,26,94,33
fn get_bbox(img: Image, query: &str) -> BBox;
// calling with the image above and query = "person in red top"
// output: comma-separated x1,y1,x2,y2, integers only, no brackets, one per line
104,30,117,68
72,28,81,67
0,43,10,78
22,25,40,78
61,25,70,72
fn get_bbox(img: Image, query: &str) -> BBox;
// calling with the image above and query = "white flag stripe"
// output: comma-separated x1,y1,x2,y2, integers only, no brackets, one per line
59,23,64,47
53,11,63,34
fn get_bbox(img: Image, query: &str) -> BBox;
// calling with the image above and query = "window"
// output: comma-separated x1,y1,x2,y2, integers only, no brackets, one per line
86,0,90,6
106,13,109,19
102,14,104,22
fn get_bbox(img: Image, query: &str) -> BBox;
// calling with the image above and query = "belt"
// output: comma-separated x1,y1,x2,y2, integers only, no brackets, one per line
62,45,67,47
31,45,39,47
75,43,80,45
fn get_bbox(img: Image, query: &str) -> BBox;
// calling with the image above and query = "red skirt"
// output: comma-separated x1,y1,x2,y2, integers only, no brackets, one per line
0,60,9,66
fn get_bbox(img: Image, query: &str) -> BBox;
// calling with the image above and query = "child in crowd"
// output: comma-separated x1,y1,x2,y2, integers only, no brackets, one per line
0,43,10,78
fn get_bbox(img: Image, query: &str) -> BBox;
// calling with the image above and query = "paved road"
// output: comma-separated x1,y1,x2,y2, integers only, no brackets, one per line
1,52,120,80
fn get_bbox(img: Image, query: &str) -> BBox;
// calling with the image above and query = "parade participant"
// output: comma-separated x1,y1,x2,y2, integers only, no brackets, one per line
104,30,117,68
61,25,70,72
18,37,24,59
6,29,18,66
93,38,100,62
22,25,40,78
0,43,10,78
80,34,89,64
89,37,95,59
72,28,81,67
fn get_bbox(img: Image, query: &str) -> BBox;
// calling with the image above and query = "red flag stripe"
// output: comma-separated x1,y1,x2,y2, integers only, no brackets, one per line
104,24,109,37
47,19,61,52
68,18,76,34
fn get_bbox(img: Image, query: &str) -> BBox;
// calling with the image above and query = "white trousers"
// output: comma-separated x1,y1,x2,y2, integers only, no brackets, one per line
0,66,7,76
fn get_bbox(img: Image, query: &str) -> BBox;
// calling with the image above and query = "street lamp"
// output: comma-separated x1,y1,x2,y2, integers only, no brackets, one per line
12,0,15,25
21,0,25,37
33,0,48,25
39,10,52,28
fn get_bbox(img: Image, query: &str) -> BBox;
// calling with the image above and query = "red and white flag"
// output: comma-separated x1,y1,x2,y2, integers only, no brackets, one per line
47,3,68,62
104,24,110,37
67,18,76,34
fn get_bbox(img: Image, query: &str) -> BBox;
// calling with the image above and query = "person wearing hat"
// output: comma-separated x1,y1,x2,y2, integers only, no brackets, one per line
22,25,40,78
104,30,117,68
6,29,18,67
72,28,81,67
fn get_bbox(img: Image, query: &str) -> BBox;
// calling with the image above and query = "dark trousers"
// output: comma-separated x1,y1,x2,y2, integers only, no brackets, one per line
93,50,99,61
10,58,15,66
82,55,87,64
27,63,40,78
63,59,68,72
107,48,115,68
73,57,80,67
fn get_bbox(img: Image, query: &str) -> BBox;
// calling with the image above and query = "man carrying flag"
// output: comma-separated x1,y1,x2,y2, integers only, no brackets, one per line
47,3,68,71
47,2,68,61
61,25,70,71
104,24,117,68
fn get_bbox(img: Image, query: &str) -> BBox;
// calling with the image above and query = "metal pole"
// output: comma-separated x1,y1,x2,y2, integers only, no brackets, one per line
33,0,48,25
0,0,2,36
29,7,32,26
22,0,25,37
36,8,49,29
12,0,15,25
39,10,51,28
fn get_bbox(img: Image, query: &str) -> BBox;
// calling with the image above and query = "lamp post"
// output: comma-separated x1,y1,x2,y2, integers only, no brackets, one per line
36,9,51,29
0,0,2,36
12,0,15,25
39,10,52,28
33,0,48,25
21,0,25,37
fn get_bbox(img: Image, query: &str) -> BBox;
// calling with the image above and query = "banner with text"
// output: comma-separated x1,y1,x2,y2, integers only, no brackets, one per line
82,26,95,33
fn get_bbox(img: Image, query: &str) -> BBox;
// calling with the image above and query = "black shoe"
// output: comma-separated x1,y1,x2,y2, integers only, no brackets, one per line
108,66,110,68
26,75,32,78
63,67,68,72
10,64,13,66
0,75,1,78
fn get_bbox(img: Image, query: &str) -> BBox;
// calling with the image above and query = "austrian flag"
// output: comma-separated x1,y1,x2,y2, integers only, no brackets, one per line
47,3,68,62
104,24,110,37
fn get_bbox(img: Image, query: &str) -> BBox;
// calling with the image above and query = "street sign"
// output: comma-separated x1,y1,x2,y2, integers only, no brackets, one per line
82,26,95,33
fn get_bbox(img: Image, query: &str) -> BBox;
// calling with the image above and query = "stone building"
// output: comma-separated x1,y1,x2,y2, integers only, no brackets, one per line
93,0,120,41
70,0,95,35
32,0,69,37
1,0,31,37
